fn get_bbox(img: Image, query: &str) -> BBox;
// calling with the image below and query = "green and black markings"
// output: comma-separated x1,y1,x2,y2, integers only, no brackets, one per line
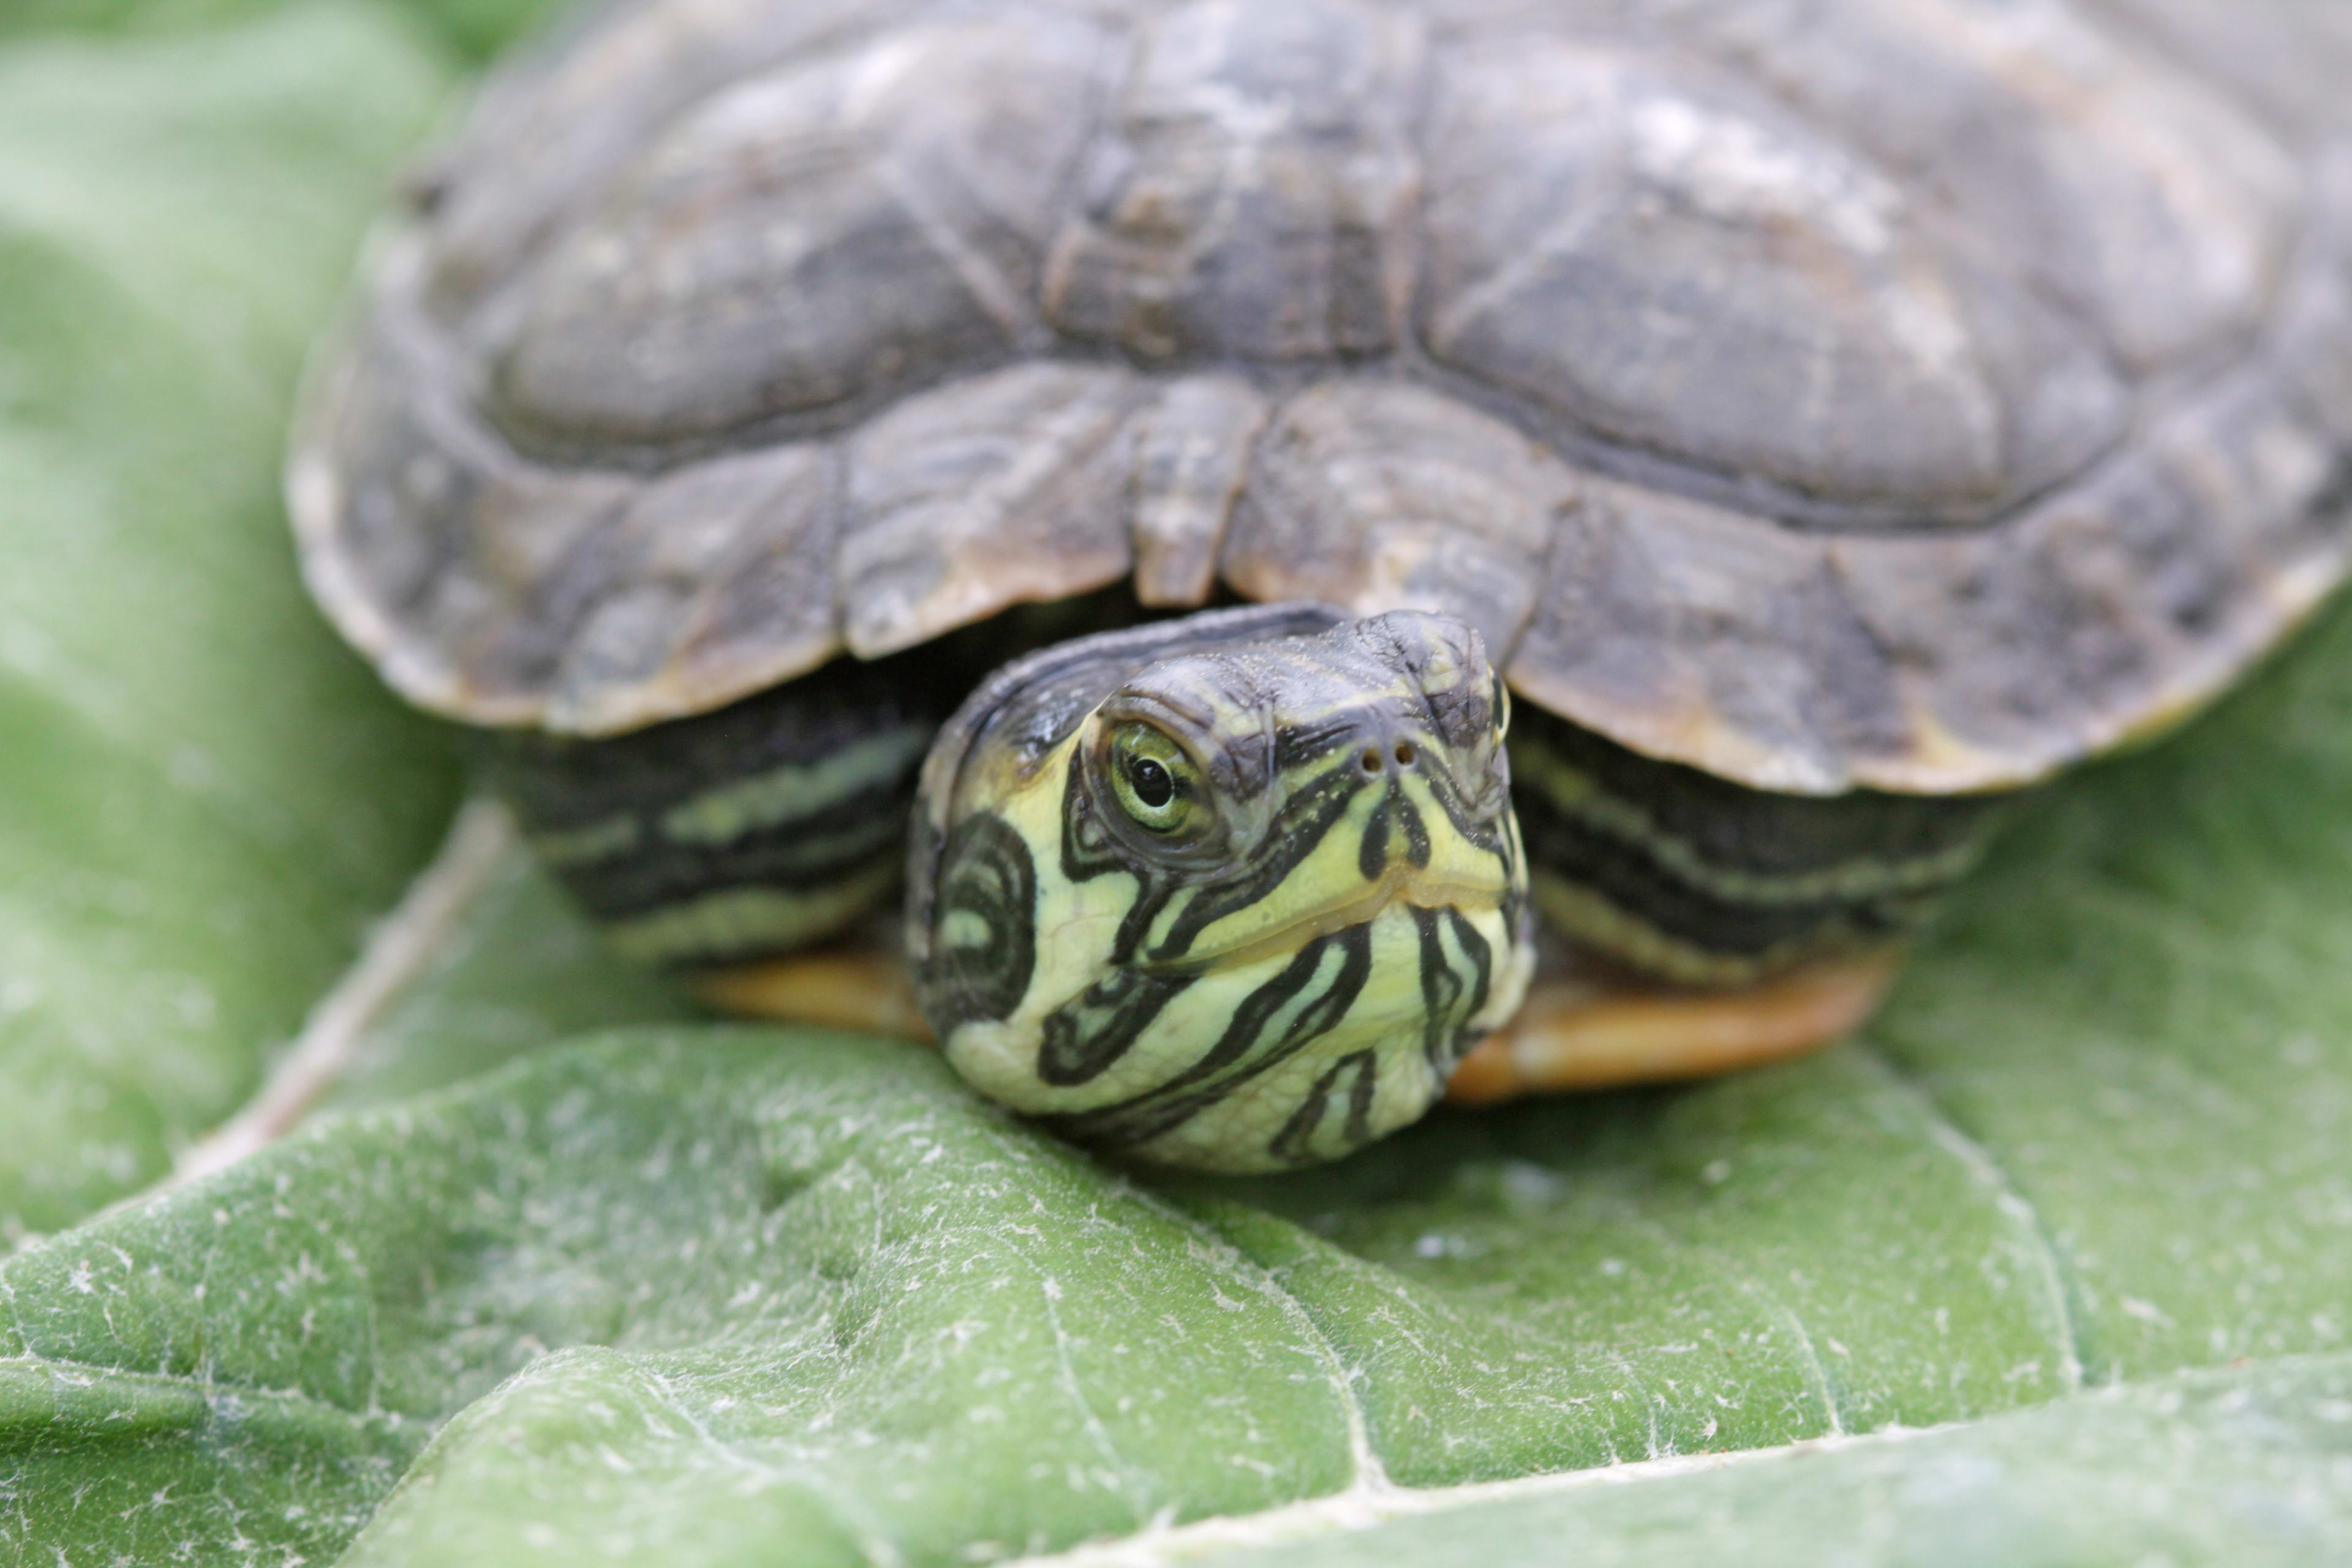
1042,923,1378,1152
1027,718,1375,1091
1507,705,2016,985
996,610,1520,1162
1039,968,1195,1085
1411,903,1495,1075
921,810,1039,1031
1270,1049,1380,1166
488,589,1153,968
483,648,959,967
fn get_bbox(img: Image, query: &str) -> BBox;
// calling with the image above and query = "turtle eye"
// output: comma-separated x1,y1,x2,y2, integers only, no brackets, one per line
1108,723,1206,835
1490,674,1512,739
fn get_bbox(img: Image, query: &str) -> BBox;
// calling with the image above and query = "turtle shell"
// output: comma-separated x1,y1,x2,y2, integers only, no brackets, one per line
290,0,2352,795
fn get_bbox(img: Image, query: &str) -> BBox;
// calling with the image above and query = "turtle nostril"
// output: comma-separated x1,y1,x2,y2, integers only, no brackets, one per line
1393,741,1416,767
1361,747,1383,774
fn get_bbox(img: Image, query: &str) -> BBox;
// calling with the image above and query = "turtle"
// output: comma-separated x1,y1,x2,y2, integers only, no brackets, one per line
288,0,2352,1173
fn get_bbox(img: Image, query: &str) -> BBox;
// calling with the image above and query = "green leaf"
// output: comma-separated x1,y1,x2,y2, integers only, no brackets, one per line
0,3,477,1235
7,1,2352,1564
314,826,696,1115
3,1030,1360,1565
1128,1354,2352,1568
1872,631,2352,1382
0,0,562,64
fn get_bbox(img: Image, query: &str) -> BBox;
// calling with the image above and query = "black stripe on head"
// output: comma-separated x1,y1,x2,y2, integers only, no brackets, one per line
1417,758,1514,861
1357,783,1433,881
916,810,1038,1035
1268,1049,1380,1166
1271,709,1373,772
1038,967,1197,1086
1411,904,1493,1077
1146,760,1368,963
1063,738,1378,971
1042,922,1374,1152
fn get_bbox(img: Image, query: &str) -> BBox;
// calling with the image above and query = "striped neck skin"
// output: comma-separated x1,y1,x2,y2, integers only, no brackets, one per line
908,604,1533,1175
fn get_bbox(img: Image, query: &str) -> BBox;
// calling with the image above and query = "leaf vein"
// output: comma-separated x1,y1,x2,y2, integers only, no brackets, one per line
1860,1043,2090,1391
1126,1189,1384,1491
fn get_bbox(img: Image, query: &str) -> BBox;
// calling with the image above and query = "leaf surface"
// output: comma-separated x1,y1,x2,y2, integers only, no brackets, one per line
1142,1354,2352,1568
0,1,501,1237
0,0,557,61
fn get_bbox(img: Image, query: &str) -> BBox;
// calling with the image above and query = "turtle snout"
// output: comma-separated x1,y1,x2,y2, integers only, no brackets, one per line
1348,726,1432,781
1327,609,1515,817
1332,703,1512,839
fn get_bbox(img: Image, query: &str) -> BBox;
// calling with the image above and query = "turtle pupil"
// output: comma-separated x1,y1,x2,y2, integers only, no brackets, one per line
1129,757,1175,810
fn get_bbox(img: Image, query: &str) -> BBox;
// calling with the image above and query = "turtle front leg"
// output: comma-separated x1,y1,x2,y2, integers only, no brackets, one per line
1461,706,2008,1101
1444,949,1898,1104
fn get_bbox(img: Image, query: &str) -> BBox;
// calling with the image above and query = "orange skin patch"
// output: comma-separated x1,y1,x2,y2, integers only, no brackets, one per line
697,946,931,1041
1445,949,1900,1104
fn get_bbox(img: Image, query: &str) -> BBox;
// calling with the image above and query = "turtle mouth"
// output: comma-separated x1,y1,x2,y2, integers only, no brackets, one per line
1138,858,1512,978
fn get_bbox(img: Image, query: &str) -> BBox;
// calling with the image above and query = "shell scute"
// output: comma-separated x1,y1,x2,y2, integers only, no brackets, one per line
539,442,842,734
1042,0,1422,361
1418,33,2125,517
839,362,1145,658
1128,374,1269,607
422,0,916,322
486,10,1112,451
1220,380,1575,662
1504,480,1905,795
1666,0,2299,374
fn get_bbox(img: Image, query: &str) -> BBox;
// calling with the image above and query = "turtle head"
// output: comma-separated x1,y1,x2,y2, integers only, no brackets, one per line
909,605,1532,1172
